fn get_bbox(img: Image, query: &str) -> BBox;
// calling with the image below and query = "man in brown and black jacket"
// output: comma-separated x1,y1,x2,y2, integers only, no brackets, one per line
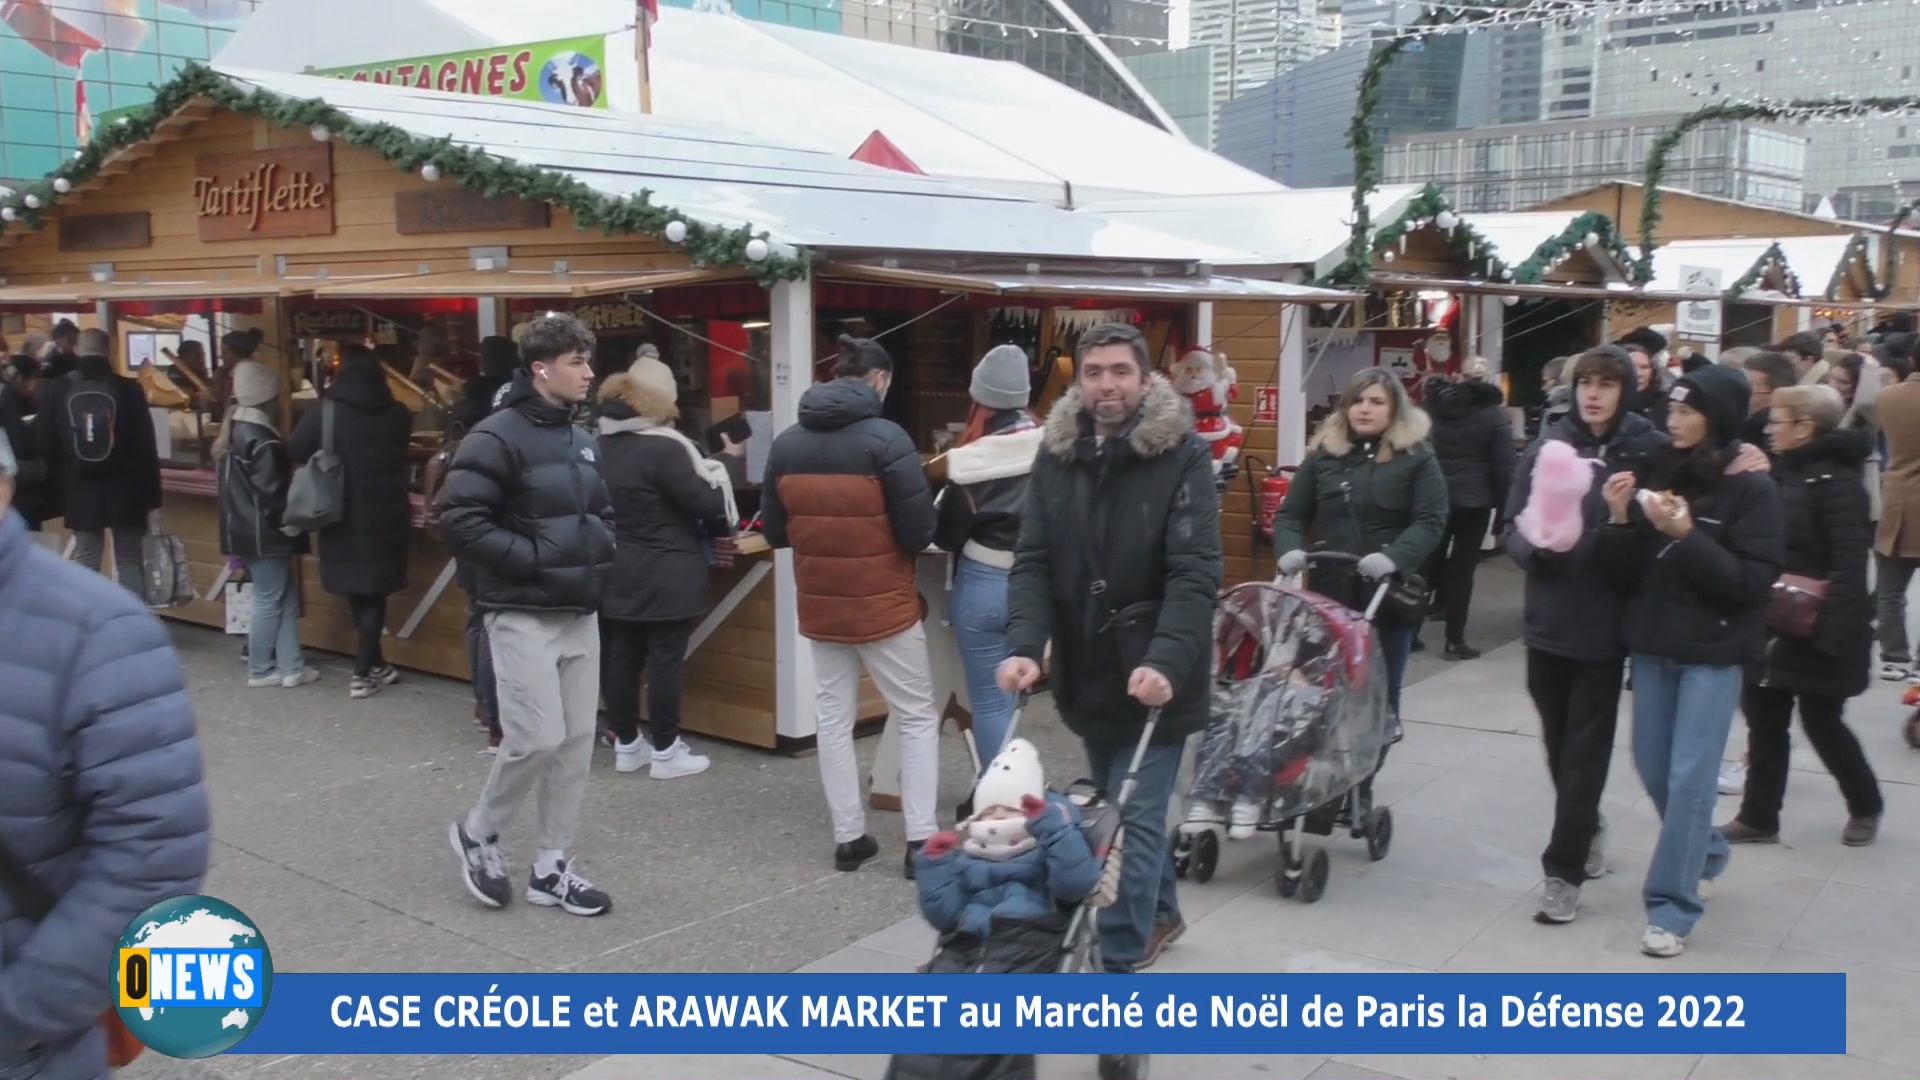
762,335,940,876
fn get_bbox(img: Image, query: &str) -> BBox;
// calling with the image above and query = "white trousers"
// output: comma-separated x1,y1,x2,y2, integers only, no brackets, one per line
812,623,939,844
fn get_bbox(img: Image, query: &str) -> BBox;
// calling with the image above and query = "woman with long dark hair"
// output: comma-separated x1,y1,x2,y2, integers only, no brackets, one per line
1721,384,1882,847
933,345,1042,779
1273,367,1449,723
1599,365,1785,958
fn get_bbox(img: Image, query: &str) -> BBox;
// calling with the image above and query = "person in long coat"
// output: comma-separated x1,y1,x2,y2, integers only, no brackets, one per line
289,345,413,699
1722,385,1883,847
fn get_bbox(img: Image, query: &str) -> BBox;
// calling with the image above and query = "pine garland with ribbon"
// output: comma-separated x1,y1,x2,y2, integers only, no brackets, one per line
1720,241,1801,300
1638,96,1920,284
1509,210,1636,284
0,64,813,285
1324,183,1516,286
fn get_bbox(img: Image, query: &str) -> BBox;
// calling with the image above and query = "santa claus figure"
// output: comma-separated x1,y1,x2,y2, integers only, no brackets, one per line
1168,347,1243,482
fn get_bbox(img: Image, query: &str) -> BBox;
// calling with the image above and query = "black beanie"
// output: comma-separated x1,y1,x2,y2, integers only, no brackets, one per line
1670,365,1750,449
479,336,518,382
1615,326,1669,356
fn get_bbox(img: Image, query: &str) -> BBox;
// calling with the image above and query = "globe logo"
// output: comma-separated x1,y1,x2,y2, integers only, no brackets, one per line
112,895,274,1059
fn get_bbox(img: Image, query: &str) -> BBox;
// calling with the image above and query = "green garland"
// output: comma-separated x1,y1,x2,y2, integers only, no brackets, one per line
0,63,812,285
1509,211,1637,284
1721,241,1801,300
1322,183,1515,286
1638,96,1920,284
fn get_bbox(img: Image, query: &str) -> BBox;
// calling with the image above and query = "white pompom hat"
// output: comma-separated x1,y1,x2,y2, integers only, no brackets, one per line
972,738,1045,814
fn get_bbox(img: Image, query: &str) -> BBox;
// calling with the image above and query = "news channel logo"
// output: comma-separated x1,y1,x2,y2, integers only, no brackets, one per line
112,895,274,1059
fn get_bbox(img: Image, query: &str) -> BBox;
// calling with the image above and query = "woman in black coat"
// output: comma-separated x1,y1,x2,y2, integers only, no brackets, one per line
1420,358,1515,658
1723,384,1883,848
594,355,733,779
289,345,414,699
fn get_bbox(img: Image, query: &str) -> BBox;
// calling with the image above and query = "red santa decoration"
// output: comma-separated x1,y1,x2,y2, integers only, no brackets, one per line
1168,347,1243,482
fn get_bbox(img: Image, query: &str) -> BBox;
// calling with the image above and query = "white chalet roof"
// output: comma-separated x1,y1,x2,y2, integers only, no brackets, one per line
209,68,1259,264
1078,186,1422,276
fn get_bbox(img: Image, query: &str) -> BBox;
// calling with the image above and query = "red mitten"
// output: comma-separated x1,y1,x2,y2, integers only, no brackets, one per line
1021,793,1048,819
922,831,960,859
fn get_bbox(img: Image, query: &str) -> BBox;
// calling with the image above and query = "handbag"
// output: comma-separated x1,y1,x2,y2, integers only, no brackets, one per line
1338,473,1431,624
0,835,145,1069
282,400,344,535
1766,573,1829,638
140,510,194,608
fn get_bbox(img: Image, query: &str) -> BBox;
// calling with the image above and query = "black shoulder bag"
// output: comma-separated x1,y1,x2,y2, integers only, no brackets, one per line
1080,467,1163,673
0,835,146,1068
1338,469,1432,624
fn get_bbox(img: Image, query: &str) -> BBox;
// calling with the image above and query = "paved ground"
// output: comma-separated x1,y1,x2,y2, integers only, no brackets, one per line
119,558,1917,1080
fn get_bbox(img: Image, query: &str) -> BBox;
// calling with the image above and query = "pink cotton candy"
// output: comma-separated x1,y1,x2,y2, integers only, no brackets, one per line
1516,439,1603,553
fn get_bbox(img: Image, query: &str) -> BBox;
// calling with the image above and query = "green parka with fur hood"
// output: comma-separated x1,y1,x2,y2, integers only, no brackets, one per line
1272,396,1450,621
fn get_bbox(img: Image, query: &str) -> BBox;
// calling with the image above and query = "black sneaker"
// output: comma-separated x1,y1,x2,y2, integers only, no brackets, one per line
834,835,880,872
447,822,510,909
527,859,611,916
904,840,926,881
1443,642,1482,661
370,664,401,686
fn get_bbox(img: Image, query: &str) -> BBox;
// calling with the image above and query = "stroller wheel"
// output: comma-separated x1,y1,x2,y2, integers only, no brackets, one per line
1192,830,1220,884
1171,833,1193,880
1300,849,1330,904
1906,712,1920,750
1365,807,1393,862
1099,1054,1149,1080
1275,855,1300,899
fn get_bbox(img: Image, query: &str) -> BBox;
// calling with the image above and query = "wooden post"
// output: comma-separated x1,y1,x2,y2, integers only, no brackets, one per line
1278,303,1308,466
769,276,815,742
637,23,653,115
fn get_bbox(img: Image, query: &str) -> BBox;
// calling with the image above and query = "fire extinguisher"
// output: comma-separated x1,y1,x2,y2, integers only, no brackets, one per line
1242,455,1295,547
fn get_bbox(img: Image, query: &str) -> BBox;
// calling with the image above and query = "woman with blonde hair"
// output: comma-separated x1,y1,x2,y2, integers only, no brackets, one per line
595,350,736,779
1273,367,1449,720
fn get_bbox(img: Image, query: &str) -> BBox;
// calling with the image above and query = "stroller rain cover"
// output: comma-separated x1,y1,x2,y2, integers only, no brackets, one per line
1187,581,1394,824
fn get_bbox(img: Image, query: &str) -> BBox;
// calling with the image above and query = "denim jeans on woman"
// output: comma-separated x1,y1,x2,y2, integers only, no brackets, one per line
949,555,1016,769
1629,655,1740,937
242,556,307,680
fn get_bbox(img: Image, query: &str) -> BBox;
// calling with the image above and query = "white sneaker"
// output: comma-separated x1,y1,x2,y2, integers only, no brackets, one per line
1880,661,1911,682
1185,803,1226,826
1228,798,1262,840
1698,876,1715,901
650,739,711,780
246,673,282,688
613,737,647,774
1640,925,1685,958
281,668,319,688
1717,762,1746,796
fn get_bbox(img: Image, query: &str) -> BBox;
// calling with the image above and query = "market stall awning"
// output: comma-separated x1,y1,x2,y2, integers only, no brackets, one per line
822,265,1355,302
88,279,294,301
1458,211,1635,283
297,267,737,299
1774,233,1879,301
1638,239,1801,298
0,281,92,305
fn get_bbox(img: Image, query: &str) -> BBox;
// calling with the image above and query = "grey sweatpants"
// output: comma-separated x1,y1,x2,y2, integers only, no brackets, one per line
467,610,599,855
72,527,146,598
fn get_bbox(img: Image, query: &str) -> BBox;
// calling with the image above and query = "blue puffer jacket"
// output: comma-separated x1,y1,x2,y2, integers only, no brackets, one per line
0,510,210,1080
914,794,1102,940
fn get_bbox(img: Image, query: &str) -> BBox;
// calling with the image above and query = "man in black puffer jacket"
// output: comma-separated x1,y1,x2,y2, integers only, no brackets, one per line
1422,360,1516,658
440,315,617,920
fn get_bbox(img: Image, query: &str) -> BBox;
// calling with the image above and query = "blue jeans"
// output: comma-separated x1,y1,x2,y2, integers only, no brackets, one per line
950,556,1015,770
1087,737,1185,972
243,556,305,680
1630,655,1740,937
1376,621,1416,721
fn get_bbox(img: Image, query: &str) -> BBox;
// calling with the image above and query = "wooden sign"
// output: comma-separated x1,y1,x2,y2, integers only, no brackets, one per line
394,188,550,235
290,310,368,339
194,145,335,242
58,212,152,252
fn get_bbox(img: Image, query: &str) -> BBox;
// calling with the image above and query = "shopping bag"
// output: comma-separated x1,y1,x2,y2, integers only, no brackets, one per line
225,581,254,635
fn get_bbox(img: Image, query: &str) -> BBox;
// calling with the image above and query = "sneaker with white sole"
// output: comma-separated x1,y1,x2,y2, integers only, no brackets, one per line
1228,798,1262,840
246,673,283,688
1640,925,1685,958
1536,877,1580,924
527,859,610,916
1585,817,1609,880
369,663,401,686
1881,661,1912,682
447,822,510,909
1698,876,1716,901
281,668,319,688
613,737,647,774
1717,762,1746,796
350,675,381,700
650,739,711,780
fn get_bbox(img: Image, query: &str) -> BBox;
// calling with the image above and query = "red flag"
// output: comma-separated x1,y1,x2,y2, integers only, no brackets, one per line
638,0,657,31
850,130,925,175
75,75,93,143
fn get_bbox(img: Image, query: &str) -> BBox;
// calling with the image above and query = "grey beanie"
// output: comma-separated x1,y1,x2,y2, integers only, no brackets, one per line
970,344,1030,410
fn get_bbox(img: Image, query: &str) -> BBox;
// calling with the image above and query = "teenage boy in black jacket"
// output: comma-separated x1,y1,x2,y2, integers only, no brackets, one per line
441,315,617,919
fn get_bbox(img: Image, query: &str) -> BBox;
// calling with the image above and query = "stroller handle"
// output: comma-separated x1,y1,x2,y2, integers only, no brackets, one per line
1297,550,1397,623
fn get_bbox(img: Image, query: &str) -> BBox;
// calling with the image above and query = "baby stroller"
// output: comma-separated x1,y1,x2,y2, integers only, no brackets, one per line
1171,552,1398,903
885,695,1154,1080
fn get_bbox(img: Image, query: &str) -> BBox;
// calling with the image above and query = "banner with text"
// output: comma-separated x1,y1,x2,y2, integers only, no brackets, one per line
314,36,610,109
230,973,1844,1056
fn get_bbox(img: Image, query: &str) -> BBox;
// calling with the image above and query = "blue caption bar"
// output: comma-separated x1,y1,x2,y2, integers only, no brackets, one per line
227,973,1846,1055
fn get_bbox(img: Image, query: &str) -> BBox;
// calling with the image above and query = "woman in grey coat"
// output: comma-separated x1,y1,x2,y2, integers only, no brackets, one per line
0,433,211,1079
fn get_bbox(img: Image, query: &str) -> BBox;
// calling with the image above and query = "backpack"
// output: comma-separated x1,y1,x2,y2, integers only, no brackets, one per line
64,372,120,473
282,400,345,534
141,513,196,608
